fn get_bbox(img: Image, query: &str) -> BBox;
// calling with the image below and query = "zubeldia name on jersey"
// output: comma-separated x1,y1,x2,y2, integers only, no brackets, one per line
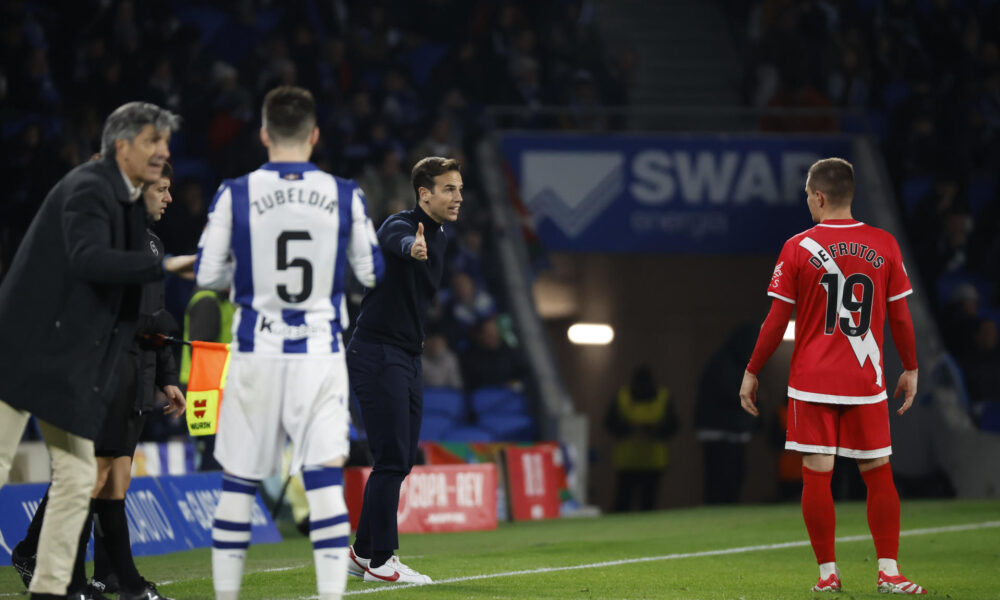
250,186,337,216
807,241,886,270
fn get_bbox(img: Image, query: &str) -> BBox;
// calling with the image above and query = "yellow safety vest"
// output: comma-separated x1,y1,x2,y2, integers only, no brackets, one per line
179,290,234,384
612,387,670,470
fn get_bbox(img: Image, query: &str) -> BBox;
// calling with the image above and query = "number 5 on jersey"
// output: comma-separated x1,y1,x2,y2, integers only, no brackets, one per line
276,230,312,303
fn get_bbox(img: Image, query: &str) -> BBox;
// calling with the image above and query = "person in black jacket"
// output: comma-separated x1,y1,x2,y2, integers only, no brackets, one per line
346,157,463,584
0,101,182,600
10,162,187,600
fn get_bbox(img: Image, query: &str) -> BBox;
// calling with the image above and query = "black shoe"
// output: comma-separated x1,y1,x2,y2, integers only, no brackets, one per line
63,582,108,600
91,573,119,595
118,579,174,600
11,542,36,589
86,581,112,600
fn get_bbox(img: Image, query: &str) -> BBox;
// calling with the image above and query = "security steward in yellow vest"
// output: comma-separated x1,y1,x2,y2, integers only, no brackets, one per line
605,365,678,511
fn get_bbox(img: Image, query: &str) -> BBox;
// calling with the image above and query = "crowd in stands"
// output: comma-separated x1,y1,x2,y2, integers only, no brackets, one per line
1,0,624,442
734,0,1000,427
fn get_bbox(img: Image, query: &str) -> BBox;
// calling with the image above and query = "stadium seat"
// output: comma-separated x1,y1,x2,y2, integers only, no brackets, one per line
967,175,997,217
419,414,457,441
423,387,467,420
979,402,1000,434
479,414,537,442
470,386,529,416
440,425,495,443
900,176,932,215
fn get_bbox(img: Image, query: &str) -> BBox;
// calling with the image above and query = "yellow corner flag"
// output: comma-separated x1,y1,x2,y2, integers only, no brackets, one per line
185,341,231,436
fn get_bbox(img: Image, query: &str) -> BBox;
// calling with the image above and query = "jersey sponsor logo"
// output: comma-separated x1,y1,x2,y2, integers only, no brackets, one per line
771,261,784,288
149,240,159,256
258,315,328,339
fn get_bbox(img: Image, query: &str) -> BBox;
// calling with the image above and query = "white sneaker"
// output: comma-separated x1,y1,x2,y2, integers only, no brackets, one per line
363,555,432,584
347,546,369,579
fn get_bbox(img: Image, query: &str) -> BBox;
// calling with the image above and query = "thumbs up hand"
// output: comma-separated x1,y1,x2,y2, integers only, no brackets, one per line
410,222,428,261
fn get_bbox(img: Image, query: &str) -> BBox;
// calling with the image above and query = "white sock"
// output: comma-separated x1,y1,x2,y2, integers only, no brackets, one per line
303,466,349,597
819,562,839,579
212,473,257,596
878,558,899,576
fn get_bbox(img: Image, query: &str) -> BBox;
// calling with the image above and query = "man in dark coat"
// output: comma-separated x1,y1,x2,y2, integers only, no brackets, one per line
0,101,181,600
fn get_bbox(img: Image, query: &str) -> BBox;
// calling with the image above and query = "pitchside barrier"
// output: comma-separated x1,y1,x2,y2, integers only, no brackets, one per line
0,442,570,565
0,472,281,567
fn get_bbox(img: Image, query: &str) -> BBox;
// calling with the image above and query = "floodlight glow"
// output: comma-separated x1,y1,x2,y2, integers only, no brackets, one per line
567,323,614,345
784,321,795,341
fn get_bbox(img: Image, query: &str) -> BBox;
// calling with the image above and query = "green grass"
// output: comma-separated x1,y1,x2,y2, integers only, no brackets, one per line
3,500,999,599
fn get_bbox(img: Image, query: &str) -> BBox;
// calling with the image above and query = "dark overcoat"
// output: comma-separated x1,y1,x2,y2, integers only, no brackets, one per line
0,155,163,439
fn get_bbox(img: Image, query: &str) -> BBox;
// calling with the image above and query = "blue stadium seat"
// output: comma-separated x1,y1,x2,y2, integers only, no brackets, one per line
423,387,466,420
470,386,529,416
480,414,537,442
419,415,457,441
440,425,495,442
900,176,932,215
967,175,997,217
979,402,1000,434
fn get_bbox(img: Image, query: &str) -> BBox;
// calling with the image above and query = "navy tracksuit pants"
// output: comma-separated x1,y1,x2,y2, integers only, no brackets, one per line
346,337,423,555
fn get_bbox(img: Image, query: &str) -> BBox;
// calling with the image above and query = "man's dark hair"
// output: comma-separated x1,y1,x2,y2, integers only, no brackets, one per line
161,161,173,181
262,86,316,144
807,158,854,207
411,156,461,201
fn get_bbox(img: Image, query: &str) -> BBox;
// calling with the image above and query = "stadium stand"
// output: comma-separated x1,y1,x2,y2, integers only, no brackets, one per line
0,0,631,447
733,0,1000,431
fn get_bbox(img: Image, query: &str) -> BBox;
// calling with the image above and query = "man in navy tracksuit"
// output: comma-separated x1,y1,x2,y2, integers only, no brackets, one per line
346,157,463,584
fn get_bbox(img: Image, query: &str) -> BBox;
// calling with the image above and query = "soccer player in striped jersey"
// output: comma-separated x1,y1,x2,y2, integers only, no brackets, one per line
196,85,385,600
739,158,927,594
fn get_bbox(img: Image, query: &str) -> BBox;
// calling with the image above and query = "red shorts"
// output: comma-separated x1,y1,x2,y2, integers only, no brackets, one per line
784,398,892,459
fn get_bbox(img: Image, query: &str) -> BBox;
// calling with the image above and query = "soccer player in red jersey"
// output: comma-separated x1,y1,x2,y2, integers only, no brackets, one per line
739,158,927,594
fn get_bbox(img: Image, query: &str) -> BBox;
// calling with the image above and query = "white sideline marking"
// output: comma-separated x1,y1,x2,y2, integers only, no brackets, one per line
340,520,1000,596
4,520,995,598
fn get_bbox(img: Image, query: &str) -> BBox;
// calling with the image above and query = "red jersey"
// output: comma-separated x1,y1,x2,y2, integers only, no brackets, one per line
767,219,912,404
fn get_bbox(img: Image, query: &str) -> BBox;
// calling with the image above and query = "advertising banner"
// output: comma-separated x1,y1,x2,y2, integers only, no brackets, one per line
500,134,854,253
157,471,282,547
0,473,280,566
503,444,563,521
345,464,497,533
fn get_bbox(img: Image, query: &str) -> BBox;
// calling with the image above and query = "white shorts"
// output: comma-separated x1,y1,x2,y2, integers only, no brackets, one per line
214,353,350,480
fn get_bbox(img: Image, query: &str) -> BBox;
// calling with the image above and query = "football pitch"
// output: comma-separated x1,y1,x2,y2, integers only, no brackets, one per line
3,499,998,599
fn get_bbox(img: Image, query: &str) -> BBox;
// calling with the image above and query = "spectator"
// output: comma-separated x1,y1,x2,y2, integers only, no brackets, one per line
462,317,525,390
422,331,463,390
960,318,1000,419
358,145,412,226
448,271,497,338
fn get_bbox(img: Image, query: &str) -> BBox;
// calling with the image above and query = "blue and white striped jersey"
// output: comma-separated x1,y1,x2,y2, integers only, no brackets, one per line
195,161,385,355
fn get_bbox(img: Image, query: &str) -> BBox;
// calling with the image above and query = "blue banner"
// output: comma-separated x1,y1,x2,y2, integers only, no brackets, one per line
500,134,855,253
158,471,282,547
122,476,193,556
0,473,281,567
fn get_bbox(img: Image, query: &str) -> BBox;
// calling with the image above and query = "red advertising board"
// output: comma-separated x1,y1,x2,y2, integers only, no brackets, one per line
344,464,497,533
503,444,562,521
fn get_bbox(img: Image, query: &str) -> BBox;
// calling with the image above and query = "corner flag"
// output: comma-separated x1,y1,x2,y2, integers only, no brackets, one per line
185,341,231,436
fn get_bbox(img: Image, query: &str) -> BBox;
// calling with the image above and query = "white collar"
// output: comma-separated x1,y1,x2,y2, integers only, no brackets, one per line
118,166,143,203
